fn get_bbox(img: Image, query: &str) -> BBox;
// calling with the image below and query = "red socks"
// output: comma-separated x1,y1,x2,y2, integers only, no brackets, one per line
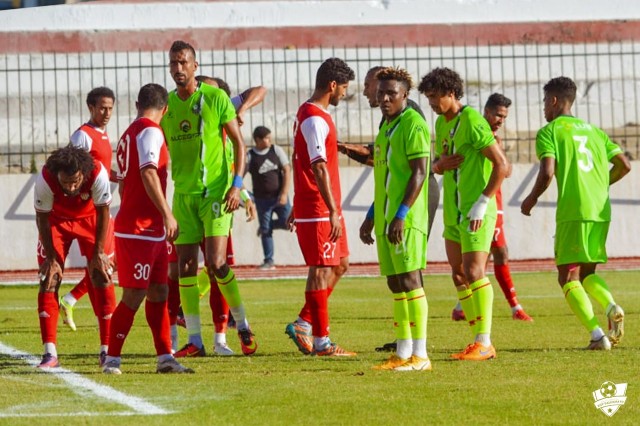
167,276,180,325
70,273,89,300
494,264,518,308
107,302,136,357
145,300,172,356
38,292,59,344
305,289,329,338
299,286,333,324
209,280,229,333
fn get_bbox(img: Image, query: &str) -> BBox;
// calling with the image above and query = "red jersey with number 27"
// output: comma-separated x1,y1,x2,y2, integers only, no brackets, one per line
292,102,342,219
115,117,169,241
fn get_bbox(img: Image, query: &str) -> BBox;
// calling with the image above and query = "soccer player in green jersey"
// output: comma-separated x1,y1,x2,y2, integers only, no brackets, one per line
419,67,509,361
161,40,257,358
360,67,432,371
521,76,630,350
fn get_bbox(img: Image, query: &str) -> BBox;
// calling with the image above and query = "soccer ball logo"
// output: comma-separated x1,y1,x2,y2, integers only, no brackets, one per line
600,381,617,398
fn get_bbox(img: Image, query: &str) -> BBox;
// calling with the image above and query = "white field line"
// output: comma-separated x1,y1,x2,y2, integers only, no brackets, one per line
0,342,171,417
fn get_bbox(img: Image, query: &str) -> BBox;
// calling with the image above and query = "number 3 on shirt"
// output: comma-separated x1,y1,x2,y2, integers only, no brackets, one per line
573,135,594,172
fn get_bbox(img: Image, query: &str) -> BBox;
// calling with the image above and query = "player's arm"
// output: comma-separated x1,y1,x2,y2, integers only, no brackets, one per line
311,160,341,242
609,153,631,185
467,143,509,232
278,163,291,206
235,86,267,126
140,166,179,242
337,141,374,166
222,118,246,213
388,156,428,245
88,166,113,285
521,156,555,216
495,135,513,178
35,211,63,290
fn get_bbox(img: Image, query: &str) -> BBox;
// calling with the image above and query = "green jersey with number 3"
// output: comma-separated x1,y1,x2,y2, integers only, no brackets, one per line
536,115,622,223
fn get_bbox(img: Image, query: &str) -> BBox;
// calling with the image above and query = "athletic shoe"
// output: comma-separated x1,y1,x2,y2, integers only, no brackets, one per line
174,343,206,358
459,343,496,361
59,297,77,331
238,328,258,355
512,309,533,322
258,262,276,270
394,355,432,372
374,341,397,352
156,358,194,374
37,353,59,369
99,351,107,367
450,344,475,360
451,308,466,322
586,336,612,351
313,343,356,357
284,322,313,355
607,304,624,347
214,343,235,356
102,359,122,375
372,354,409,370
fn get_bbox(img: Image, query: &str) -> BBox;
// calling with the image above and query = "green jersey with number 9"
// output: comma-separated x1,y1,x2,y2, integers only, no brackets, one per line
536,115,622,223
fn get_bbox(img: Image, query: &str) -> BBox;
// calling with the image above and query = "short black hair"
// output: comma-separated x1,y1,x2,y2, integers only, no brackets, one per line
137,83,168,111
485,93,512,110
366,66,386,78
315,57,355,90
195,75,231,96
376,67,413,91
543,76,577,104
170,40,196,59
46,145,94,177
86,86,115,107
253,125,271,140
418,67,464,100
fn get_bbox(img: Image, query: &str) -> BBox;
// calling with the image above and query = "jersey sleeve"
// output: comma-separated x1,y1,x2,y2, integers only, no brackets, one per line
213,90,237,125
91,165,113,207
598,128,623,160
404,117,430,161
273,144,290,166
469,116,495,151
300,116,330,164
536,125,556,160
69,129,92,151
231,95,243,111
34,171,54,213
136,127,165,169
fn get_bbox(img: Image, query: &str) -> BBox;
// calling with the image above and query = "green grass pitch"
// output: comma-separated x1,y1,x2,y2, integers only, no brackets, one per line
0,270,638,425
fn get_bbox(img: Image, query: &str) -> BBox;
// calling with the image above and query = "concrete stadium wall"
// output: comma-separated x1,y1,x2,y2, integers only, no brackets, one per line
1,162,638,271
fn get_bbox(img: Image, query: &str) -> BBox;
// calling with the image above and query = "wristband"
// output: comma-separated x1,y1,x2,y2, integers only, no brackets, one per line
232,175,243,189
468,194,491,221
240,189,251,202
366,203,374,220
394,203,410,220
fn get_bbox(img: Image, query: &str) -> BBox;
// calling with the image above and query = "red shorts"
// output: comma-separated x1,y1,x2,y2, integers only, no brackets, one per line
491,219,507,249
37,215,115,266
116,237,168,289
166,241,178,263
295,218,349,266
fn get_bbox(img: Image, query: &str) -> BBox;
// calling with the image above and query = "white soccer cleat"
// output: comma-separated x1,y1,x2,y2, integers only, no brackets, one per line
156,357,194,374
102,359,122,375
214,343,235,356
607,304,624,347
586,336,611,351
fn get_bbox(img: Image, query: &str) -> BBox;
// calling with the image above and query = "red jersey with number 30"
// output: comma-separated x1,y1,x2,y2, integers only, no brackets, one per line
292,102,342,219
115,117,169,241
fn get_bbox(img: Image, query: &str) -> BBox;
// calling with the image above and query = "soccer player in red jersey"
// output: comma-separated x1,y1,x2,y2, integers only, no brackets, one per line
451,93,533,322
284,58,356,356
59,87,117,337
34,145,113,368
102,83,193,374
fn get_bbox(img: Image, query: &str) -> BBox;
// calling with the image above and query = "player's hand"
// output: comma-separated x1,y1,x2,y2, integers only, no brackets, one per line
286,209,296,232
328,211,342,242
277,194,287,206
38,258,63,291
236,113,245,127
521,195,537,216
89,251,112,287
224,186,241,213
437,153,464,172
467,194,490,232
359,218,374,245
164,213,179,243
387,218,404,245
245,199,257,222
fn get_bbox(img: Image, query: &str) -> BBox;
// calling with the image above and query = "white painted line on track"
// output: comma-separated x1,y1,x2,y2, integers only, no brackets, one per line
0,342,171,417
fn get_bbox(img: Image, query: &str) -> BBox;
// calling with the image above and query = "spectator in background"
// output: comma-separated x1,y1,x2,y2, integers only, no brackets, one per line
246,125,292,270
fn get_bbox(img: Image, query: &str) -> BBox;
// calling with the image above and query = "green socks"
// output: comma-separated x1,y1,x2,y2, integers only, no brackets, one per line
582,274,615,312
469,277,493,335
563,281,599,332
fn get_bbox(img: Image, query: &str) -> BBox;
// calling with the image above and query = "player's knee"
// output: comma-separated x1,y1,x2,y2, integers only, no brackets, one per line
207,260,229,279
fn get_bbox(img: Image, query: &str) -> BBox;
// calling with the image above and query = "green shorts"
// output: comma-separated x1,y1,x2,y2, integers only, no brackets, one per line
376,228,427,277
172,192,232,245
555,221,609,265
443,215,496,254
